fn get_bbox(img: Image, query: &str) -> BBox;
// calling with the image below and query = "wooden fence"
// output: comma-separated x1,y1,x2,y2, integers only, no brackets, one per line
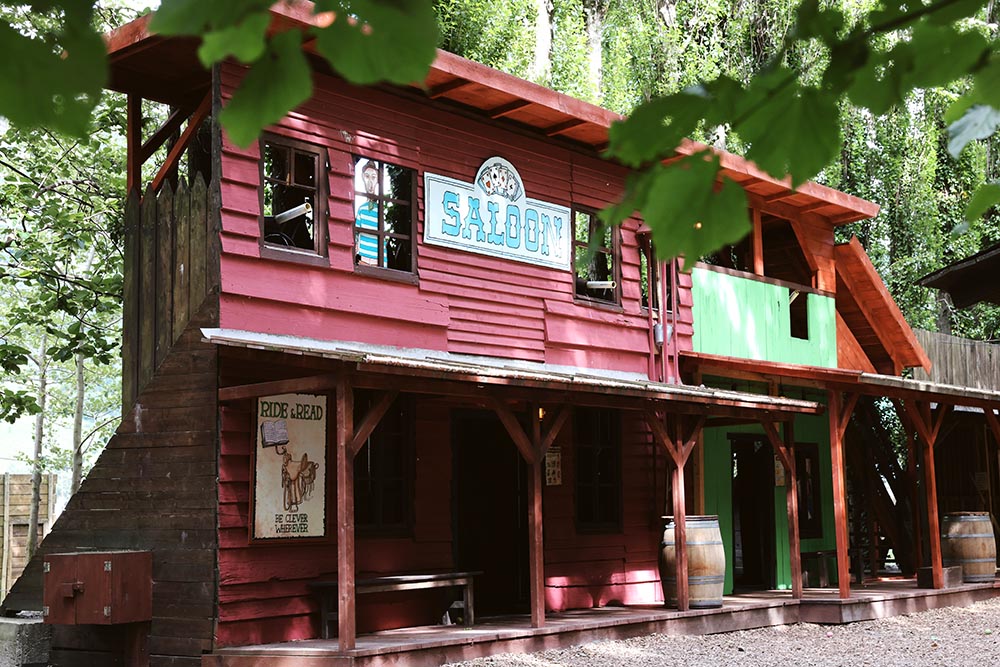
122,174,218,413
0,473,57,602
913,329,1000,390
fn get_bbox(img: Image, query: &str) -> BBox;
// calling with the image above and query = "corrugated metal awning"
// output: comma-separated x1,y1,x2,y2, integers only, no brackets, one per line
202,328,822,416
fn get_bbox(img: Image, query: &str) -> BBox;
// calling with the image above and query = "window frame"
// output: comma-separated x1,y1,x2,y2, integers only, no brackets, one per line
257,132,330,266
573,407,623,534
352,154,419,283
572,206,622,308
353,393,415,537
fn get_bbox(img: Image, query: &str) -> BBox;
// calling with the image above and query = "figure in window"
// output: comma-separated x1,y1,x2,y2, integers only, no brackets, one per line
355,159,380,265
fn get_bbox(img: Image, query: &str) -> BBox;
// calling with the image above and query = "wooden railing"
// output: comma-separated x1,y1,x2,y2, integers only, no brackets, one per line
912,329,1000,391
121,174,219,412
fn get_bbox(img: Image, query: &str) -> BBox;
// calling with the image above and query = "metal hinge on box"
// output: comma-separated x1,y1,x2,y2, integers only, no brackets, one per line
42,606,49,617
104,606,112,618
43,562,50,573
104,560,112,572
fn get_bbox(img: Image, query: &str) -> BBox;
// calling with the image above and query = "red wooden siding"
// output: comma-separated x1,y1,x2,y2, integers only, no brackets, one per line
217,63,690,372
216,386,669,646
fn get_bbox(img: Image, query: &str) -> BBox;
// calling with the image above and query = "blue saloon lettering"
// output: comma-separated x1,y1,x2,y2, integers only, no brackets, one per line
424,157,571,270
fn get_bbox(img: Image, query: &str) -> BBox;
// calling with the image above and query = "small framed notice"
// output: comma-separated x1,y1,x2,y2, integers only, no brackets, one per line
252,393,327,540
545,447,562,486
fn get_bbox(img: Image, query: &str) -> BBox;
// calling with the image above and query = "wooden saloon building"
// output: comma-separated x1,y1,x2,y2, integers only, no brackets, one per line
6,4,1000,666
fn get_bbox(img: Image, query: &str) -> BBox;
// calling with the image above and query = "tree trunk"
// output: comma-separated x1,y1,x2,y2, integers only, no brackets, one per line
27,332,48,560
582,0,607,102
528,0,553,84
72,351,85,494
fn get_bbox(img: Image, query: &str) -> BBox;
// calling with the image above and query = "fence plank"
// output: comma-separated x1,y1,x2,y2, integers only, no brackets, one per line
173,179,191,343
155,182,175,368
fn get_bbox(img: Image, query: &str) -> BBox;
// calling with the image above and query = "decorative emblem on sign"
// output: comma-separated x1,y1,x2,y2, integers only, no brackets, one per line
423,157,571,270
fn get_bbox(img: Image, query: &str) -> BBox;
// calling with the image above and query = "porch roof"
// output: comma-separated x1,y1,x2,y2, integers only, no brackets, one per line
681,350,1000,410
201,328,821,417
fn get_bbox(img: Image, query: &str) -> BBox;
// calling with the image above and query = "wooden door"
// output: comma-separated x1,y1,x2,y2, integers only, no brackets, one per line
452,410,529,616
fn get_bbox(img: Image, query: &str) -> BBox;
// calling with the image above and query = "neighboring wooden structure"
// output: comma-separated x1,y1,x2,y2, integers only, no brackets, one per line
0,473,56,602
3,5,1000,667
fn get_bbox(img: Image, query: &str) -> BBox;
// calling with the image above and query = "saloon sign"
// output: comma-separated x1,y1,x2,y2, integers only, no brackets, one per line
424,157,571,270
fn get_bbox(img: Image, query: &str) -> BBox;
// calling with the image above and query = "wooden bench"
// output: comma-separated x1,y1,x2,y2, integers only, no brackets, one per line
309,571,482,639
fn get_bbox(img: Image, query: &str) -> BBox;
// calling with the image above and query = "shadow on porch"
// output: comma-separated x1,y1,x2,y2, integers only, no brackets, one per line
203,581,1000,667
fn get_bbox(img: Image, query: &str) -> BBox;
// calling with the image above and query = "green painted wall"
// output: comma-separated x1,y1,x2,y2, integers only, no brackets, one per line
690,267,837,367
701,385,837,593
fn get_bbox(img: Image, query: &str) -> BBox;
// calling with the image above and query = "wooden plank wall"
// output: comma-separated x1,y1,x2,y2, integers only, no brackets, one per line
0,474,56,602
0,306,221,667
217,63,687,376
215,387,667,647
913,329,1000,390
216,388,455,647
122,175,214,414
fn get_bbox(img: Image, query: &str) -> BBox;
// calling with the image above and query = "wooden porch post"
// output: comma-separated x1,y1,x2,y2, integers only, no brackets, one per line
491,400,570,629
828,390,857,599
336,378,356,650
763,419,802,599
901,400,952,589
645,410,704,611
126,94,142,194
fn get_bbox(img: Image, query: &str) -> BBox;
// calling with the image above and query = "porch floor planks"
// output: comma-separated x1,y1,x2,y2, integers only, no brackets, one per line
205,581,1000,666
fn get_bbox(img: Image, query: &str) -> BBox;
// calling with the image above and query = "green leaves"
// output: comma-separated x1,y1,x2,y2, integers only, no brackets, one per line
219,30,312,147
740,75,841,188
151,0,440,147
314,0,441,86
197,12,270,66
948,105,1000,158
603,152,749,270
0,1,106,137
965,181,1000,222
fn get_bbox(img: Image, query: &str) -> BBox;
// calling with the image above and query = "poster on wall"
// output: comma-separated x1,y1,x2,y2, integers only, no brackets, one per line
253,393,327,540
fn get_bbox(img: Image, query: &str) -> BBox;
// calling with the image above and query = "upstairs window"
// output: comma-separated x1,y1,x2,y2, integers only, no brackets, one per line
260,136,327,258
573,208,620,305
353,156,416,275
575,408,621,532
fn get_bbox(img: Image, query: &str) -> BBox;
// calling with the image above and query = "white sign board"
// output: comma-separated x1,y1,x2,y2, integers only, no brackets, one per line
253,393,327,539
424,157,571,270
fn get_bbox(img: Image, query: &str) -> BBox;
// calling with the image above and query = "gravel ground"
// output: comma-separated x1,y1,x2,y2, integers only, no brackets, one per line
444,597,1000,667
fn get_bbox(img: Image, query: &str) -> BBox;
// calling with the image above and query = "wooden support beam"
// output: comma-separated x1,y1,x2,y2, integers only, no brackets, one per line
828,390,852,599
539,406,570,457
544,119,586,137
348,391,399,458
488,99,531,119
139,105,189,165
489,397,536,464
429,79,473,98
219,373,341,402
646,412,705,611
672,458,689,611
127,95,142,194
644,409,679,462
335,378,356,651
900,399,950,589
528,404,545,628
752,208,764,276
150,93,211,194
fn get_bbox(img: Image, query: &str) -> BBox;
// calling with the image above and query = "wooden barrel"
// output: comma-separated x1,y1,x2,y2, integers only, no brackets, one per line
659,515,726,608
941,512,997,583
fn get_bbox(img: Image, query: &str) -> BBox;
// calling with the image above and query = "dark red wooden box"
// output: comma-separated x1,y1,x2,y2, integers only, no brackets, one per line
43,551,152,625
